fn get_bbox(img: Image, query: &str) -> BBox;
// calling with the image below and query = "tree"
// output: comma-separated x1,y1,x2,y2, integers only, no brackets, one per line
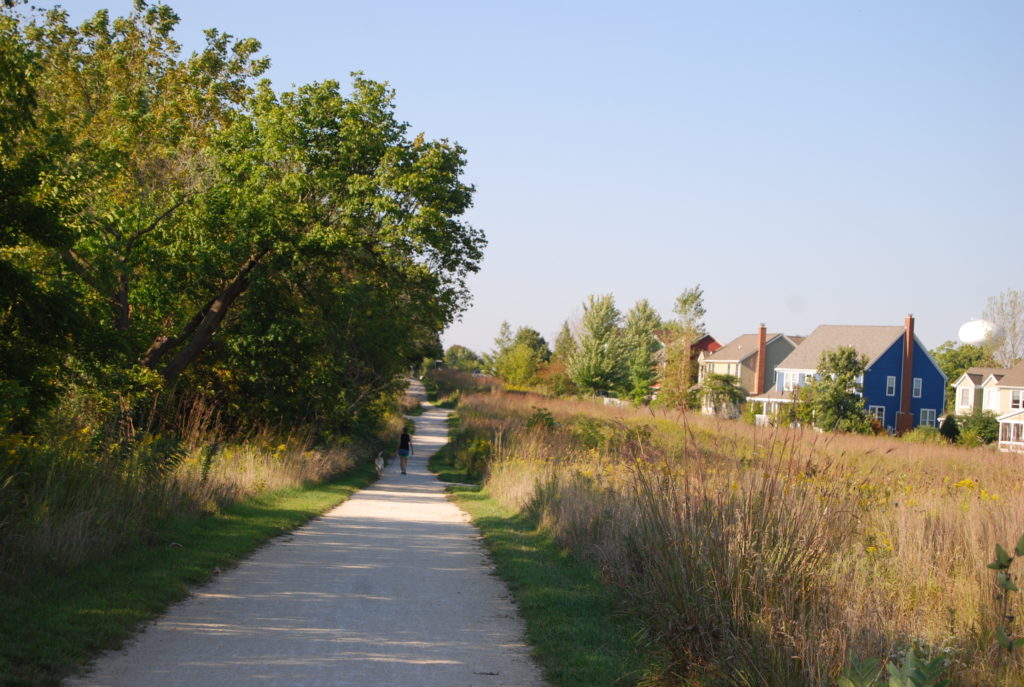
552,321,576,363
486,324,548,386
512,327,550,363
568,294,625,395
931,340,996,411
2,4,485,431
621,299,661,405
656,285,706,410
700,373,746,417
983,288,1024,366
798,346,872,434
0,10,88,424
539,321,578,397
499,343,542,386
444,345,482,372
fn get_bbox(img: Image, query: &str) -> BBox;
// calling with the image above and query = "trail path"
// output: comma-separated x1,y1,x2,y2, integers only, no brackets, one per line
68,381,545,687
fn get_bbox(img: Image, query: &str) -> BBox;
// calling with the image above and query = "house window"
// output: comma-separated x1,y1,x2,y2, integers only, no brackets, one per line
959,388,970,407
985,389,998,411
886,376,896,396
783,372,800,391
1002,422,1024,444
1013,390,1024,410
868,406,885,424
912,377,922,399
920,408,936,427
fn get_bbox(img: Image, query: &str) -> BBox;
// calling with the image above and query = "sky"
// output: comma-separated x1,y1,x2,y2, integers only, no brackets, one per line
62,0,1024,355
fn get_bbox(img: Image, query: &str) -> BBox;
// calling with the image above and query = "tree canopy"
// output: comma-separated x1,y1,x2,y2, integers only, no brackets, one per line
0,2,484,432
797,346,871,434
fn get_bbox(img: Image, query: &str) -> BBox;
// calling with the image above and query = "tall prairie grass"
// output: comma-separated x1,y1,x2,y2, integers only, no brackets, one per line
0,391,402,580
453,388,1024,686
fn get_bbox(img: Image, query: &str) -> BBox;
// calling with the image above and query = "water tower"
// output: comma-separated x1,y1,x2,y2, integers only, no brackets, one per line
957,318,1003,346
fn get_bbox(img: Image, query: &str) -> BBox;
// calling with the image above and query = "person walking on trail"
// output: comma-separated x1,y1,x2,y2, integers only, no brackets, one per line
398,429,413,474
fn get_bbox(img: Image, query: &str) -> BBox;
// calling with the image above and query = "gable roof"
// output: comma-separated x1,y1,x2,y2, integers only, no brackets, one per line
705,332,783,363
777,325,904,371
998,360,1024,388
952,367,1008,388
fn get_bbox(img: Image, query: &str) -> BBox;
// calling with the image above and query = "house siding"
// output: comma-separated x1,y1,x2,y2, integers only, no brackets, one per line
863,341,903,431
776,335,944,432
763,338,797,392
908,341,945,425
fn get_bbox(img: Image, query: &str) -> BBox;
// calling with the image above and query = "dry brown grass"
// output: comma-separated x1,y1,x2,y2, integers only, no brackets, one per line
455,389,1024,686
0,401,404,580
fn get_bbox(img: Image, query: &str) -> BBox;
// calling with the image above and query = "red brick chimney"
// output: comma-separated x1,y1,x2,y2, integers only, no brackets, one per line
754,324,767,395
896,314,915,434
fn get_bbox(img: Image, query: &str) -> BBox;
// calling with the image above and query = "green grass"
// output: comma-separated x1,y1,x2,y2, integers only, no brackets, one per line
427,414,477,485
0,460,377,687
446,485,650,687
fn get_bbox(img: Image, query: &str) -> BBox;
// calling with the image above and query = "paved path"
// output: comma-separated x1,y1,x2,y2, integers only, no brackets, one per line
68,381,545,687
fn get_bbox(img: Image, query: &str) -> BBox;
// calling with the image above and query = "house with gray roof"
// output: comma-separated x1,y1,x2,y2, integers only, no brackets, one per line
951,366,1007,416
750,315,946,433
696,325,801,416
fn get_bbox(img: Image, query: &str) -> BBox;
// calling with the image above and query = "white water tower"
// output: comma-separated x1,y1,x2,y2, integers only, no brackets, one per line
958,318,1004,346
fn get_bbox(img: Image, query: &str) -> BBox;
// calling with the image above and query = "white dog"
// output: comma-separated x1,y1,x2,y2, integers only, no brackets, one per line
374,451,385,478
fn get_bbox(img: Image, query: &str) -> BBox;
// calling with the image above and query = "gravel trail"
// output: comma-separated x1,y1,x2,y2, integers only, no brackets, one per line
67,381,545,687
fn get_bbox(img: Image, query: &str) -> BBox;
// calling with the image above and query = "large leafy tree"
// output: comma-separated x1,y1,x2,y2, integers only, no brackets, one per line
19,3,269,382
3,3,484,430
0,9,90,424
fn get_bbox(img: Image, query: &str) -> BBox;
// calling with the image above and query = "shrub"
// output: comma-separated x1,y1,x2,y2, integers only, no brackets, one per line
939,414,959,443
959,411,998,444
901,425,946,445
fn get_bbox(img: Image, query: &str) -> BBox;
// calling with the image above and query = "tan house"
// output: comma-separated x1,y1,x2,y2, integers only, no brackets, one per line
951,367,1007,415
696,325,801,416
996,361,1024,452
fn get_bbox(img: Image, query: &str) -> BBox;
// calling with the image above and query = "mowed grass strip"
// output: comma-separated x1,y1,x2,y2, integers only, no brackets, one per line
446,485,648,687
1,460,377,687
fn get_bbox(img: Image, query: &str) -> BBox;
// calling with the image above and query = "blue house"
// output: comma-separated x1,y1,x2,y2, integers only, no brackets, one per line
751,315,946,432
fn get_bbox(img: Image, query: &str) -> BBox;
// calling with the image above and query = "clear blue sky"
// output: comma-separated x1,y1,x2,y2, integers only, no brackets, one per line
65,1,1024,354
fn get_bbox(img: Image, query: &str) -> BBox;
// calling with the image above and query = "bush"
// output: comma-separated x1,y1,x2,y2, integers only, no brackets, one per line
901,425,946,445
939,414,959,442
958,410,998,444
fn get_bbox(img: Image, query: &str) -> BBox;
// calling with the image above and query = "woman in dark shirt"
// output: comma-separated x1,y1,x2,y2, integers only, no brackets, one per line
397,430,412,474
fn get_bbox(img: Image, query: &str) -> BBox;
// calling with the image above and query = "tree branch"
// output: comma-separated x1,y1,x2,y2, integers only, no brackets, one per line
124,194,192,257
157,247,272,383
